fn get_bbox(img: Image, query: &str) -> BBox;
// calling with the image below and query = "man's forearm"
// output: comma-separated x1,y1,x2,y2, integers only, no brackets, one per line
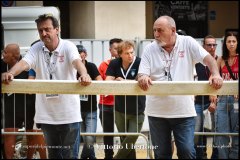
204,55,220,76
7,59,29,76
73,59,88,76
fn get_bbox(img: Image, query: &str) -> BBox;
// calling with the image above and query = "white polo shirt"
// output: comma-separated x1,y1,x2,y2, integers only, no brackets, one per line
138,35,209,118
23,38,82,124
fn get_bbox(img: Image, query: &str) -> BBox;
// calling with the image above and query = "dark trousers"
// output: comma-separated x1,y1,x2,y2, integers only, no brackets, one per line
99,104,115,159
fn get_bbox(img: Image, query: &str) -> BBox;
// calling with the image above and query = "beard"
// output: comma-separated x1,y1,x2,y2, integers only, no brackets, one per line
156,40,167,47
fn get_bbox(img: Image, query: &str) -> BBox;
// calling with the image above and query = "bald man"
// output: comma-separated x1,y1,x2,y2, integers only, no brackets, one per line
2,44,20,68
137,15,223,159
1,44,35,159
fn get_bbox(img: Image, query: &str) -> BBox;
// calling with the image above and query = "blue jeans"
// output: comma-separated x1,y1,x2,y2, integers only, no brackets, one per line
148,116,196,159
80,111,97,159
41,122,81,159
194,103,218,159
215,95,239,159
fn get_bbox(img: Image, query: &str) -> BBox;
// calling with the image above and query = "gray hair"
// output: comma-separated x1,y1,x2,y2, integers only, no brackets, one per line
160,15,176,28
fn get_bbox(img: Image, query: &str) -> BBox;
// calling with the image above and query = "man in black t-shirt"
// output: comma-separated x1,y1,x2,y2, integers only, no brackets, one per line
106,41,146,159
194,35,219,159
76,44,102,159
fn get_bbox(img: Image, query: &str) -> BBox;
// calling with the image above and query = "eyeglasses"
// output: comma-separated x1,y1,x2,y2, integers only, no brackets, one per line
205,44,217,47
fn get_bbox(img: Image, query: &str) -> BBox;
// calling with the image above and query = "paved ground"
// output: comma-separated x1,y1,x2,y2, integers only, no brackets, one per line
79,142,151,159
79,136,214,159
30,134,214,159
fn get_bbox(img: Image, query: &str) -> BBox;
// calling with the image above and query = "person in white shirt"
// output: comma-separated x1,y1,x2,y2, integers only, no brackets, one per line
2,14,91,159
137,15,223,159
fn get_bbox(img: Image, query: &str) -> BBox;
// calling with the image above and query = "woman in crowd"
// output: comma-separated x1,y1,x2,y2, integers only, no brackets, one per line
215,31,239,159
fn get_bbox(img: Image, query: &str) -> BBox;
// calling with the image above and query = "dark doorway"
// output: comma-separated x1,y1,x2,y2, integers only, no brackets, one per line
154,1,208,38
43,1,70,38
176,21,208,38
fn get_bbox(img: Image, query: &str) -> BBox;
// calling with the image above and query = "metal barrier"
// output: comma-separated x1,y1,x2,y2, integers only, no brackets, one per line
20,38,224,68
67,38,224,68
2,80,238,159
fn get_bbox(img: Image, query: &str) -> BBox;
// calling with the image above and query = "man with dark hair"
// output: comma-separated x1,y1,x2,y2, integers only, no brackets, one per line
194,35,219,159
2,14,91,159
76,44,102,159
98,38,123,159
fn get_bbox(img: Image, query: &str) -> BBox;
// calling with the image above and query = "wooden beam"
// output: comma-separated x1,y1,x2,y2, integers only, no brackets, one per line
1,79,238,95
